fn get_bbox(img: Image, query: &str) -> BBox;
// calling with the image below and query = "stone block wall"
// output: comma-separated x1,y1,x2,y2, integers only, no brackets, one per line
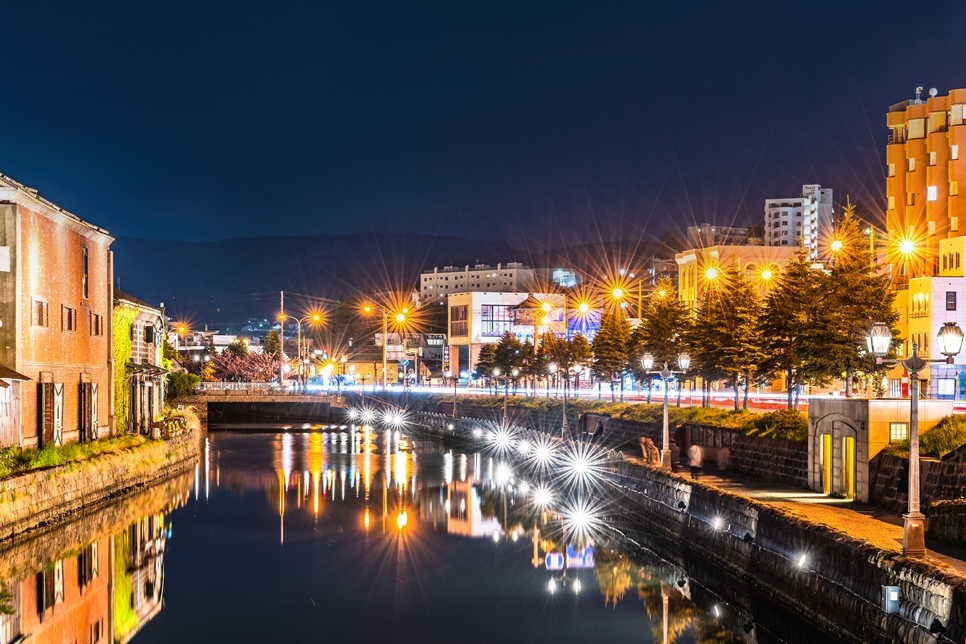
870,445,966,514
0,434,198,538
611,459,966,643
928,500,966,547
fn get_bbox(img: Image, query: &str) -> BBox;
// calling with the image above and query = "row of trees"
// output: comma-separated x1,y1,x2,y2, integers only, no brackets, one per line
474,210,899,409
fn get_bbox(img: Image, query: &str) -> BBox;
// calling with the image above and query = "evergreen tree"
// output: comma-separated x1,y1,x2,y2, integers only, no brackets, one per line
570,334,593,391
474,344,497,393
628,279,691,387
225,338,249,358
592,310,631,401
493,332,525,375
825,207,900,396
264,329,282,360
758,247,831,409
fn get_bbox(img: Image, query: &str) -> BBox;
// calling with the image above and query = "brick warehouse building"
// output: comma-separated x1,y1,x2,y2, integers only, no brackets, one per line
0,173,113,448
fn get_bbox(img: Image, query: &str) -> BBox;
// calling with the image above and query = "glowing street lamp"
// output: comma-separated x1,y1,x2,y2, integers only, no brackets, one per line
760,269,772,281
830,239,843,253
866,320,963,557
899,239,915,255
362,303,409,390
643,352,691,470
704,267,718,281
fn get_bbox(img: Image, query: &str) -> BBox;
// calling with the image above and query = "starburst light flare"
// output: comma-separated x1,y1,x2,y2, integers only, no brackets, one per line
561,497,607,544
557,441,610,493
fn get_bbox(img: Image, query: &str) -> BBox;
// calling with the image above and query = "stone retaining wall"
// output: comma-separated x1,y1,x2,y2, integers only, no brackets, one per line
0,434,198,538
871,444,966,514
612,459,966,643
928,500,966,547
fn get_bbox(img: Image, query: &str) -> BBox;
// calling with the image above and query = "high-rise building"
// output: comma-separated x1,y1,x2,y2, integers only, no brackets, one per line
417,263,579,305
886,87,966,280
763,184,833,257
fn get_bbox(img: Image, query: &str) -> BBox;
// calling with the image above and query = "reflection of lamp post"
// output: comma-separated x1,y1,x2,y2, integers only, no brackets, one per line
643,352,691,470
866,321,964,556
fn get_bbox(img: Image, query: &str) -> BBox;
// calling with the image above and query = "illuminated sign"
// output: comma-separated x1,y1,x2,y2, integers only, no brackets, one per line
545,544,595,570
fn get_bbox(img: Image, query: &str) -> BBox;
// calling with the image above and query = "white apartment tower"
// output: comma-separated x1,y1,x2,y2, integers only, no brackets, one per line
419,263,538,304
764,184,833,257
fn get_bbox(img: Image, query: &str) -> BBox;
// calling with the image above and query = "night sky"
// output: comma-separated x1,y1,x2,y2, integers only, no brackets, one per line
1,1,964,247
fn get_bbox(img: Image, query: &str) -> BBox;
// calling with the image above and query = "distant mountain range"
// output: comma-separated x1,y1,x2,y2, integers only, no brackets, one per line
112,232,673,326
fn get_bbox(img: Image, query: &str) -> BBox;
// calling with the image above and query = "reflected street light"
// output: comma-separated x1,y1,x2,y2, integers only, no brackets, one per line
866,320,963,557
643,352,690,470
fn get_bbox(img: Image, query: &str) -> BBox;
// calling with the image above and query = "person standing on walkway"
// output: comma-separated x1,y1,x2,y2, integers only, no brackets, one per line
688,444,703,480
670,440,681,472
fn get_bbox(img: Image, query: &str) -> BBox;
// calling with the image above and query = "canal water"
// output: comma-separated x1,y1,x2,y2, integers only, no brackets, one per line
0,427,836,643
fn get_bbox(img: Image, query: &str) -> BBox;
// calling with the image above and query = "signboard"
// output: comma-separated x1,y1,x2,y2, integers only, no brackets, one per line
545,544,595,570
442,345,450,373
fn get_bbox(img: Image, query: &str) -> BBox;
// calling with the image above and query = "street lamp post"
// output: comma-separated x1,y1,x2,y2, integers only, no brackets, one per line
363,305,407,390
866,321,964,557
445,370,457,418
278,312,322,390
642,352,691,470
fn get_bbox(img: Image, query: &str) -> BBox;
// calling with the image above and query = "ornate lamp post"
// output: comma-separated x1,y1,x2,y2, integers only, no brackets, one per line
866,321,963,557
643,352,691,470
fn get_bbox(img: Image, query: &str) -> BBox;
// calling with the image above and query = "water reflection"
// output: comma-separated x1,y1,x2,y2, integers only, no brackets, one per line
0,427,828,643
0,469,192,644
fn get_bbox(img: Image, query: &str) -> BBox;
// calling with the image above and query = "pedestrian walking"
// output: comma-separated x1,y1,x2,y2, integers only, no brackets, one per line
688,444,703,480
670,441,681,472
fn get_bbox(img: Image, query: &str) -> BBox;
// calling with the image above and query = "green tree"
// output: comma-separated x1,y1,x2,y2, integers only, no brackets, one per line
628,279,691,395
225,338,249,358
758,247,831,409
160,336,180,371
493,332,525,376
715,262,764,409
263,329,282,360
166,372,201,399
592,310,631,401
825,207,901,396
570,333,593,391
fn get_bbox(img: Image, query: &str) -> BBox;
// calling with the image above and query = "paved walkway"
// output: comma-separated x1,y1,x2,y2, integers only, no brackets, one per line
627,457,966,576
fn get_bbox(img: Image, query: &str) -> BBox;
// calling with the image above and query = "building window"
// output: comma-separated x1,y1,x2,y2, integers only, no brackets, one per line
144,325,156,344
907,158,916,172
31,298,49,327
449,305,468,337
888,195,895,210
91,313,104,336
953,145,960,160
906,192,916,206
929,221,936,235
947,292,957,310
952,217,960,232
951,181,959,196
62,306,77,331
887,163,895,177
480,304,512,337
890,422,909,442
928,186,938,201
82,248,89,299
908,119,925,139
929,151,937,166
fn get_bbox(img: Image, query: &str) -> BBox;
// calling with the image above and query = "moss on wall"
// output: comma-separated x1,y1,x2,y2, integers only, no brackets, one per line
113,305,138,432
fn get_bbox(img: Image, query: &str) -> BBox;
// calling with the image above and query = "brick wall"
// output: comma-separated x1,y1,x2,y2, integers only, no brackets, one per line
870,444,966,514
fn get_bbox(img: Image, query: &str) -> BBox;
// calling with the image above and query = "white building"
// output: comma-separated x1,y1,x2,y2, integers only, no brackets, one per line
686,224,751,248
446,291,566,377
418,263,579,305
764,184,833,257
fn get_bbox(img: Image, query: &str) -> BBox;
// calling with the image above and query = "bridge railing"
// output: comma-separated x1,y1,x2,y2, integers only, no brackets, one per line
194,382,305,395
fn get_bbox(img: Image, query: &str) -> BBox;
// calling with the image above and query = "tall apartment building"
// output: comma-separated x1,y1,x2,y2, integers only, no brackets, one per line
686,224,750,248
886,88,966,280
0,173,114,448
763,185,833,257
418,263,579,304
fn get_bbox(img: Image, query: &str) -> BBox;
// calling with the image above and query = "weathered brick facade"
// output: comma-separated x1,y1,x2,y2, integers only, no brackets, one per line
0,173,113,448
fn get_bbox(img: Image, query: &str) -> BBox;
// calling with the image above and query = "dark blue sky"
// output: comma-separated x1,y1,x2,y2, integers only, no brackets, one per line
1,1,964,245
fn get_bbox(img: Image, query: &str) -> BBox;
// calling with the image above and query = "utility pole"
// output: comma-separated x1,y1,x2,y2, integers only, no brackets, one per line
279,291,285,386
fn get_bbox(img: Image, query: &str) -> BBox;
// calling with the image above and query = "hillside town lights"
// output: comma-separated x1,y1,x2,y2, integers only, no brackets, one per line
643,352,690,470
866,321,964,557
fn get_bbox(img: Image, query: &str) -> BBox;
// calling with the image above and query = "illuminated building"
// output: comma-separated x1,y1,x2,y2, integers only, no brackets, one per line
114,290,166,434
886,87,966,280
764,184,834,258
686,223,751,248
417,263,580,305
675,245,795,311
0,173,113,447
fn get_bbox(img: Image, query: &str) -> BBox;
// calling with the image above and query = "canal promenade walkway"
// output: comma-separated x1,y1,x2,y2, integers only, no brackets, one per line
625,455,966,576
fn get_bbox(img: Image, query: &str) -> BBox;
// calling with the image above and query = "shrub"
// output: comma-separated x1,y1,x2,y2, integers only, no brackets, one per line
749,409,808,442
921,415,966,458
166,372,200,399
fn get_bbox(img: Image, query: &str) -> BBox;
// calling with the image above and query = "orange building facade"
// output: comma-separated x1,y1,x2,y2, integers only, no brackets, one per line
886,88,966,279
0,173,113,448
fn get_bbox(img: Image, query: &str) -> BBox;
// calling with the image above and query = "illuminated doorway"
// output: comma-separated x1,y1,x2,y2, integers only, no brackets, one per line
843,436,855,500
821,434,832,494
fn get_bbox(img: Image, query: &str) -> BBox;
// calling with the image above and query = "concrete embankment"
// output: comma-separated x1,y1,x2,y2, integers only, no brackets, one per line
0,433,199,538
